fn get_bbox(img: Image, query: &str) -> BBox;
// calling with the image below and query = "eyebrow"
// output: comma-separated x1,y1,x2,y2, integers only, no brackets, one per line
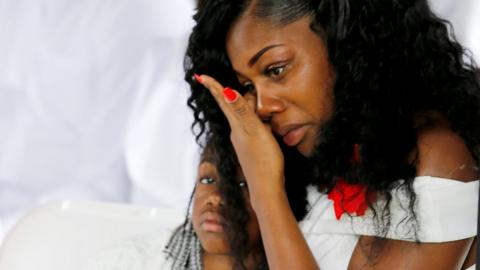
248,44,285,67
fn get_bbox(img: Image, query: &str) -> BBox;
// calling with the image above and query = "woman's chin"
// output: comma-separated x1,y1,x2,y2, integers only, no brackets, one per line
296,141,315,157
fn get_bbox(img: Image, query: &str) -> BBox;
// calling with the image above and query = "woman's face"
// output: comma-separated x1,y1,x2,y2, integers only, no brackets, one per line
192,158,261,255
226,14,335,156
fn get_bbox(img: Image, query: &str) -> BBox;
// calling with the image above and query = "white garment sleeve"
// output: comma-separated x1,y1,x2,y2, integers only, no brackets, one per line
301,177,478,269
302,177,479,242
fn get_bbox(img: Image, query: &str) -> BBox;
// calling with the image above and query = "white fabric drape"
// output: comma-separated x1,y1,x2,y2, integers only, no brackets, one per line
0,0,198,242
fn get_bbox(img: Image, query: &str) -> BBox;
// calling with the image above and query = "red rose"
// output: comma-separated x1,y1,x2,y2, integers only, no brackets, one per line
327,177,373,220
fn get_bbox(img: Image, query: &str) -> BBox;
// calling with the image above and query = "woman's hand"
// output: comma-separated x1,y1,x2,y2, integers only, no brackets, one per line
196,74,285,204
196,74,320,270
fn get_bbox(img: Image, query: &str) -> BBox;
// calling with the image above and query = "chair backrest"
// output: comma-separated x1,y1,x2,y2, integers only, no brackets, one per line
0,201,184,270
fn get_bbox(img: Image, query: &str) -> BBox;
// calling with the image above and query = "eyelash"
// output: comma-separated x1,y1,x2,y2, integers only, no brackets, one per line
264,64,286,78
241,64,287,92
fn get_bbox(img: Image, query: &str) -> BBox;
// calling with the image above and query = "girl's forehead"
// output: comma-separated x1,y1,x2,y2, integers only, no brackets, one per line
197,161,246,183
200,145,219,162
200,155,216,164
198,160,217,171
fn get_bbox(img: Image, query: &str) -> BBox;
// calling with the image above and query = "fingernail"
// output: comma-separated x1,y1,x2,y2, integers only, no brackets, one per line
223,87,237,103
194,73,203,84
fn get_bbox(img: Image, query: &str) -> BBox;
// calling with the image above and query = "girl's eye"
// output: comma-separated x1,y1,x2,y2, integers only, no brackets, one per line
238,181,248,188
266,65,286,77
199,177,216,184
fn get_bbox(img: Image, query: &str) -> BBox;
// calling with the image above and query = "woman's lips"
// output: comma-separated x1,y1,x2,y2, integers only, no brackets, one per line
282,125,308,147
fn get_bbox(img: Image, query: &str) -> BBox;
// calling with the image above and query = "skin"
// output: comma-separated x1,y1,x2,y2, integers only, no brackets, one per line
192,157,262,270
227,14,335,157
349,122,478,269
196,10,477,270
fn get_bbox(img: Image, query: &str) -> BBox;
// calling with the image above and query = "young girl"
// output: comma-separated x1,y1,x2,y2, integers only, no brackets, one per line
84,142,267,270
165,143,266,270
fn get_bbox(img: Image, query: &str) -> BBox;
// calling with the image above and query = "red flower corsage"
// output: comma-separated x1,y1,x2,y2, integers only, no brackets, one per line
327,177,374,220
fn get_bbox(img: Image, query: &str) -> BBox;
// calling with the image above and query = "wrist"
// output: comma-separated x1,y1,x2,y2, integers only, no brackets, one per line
249,182,289,214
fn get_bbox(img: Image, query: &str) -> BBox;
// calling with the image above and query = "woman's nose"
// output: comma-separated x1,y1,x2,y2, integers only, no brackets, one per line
255,87,286,122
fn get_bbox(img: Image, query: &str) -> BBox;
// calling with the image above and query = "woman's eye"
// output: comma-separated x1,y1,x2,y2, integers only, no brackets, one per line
242,82,255,93
266,65,286,77
199,177,216,184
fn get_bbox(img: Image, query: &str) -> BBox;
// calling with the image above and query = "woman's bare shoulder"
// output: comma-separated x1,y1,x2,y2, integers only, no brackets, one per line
415,124,477,182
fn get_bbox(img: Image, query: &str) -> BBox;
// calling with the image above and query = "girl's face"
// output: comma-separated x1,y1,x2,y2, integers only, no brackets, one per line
191,157,261,255
226,15,335,156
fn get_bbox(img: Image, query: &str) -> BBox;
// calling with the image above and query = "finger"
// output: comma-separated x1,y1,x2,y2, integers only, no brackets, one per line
197,74,262,133
242,93,261,132
223,88,263,134
195,74,236,123
244,92,257,113
244,92,273,135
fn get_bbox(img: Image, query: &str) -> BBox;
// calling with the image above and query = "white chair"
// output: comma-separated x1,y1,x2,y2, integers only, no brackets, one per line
0,201,184,270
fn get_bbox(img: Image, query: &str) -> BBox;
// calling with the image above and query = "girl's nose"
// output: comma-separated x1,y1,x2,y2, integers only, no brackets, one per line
206,189,222,207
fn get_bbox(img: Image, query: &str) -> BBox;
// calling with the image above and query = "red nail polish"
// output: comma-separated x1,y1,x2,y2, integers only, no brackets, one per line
194,73,203,83
223,87,237,102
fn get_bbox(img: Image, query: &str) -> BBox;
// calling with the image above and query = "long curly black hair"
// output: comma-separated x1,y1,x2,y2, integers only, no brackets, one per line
184,0,480,260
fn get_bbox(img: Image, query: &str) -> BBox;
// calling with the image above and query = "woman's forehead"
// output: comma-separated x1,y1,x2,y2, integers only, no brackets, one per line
226,16,315,67
227,14,284,48
227,6,313,40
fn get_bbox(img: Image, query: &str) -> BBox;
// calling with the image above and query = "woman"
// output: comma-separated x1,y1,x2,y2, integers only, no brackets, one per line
84,142,267,270
186,0,480,269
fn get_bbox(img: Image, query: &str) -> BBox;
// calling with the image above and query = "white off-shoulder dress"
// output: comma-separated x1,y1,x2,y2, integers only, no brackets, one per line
300,176,478,270
84,176,478,270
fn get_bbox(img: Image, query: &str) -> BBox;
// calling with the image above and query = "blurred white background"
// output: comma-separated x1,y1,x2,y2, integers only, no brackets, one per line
0,0,199,243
